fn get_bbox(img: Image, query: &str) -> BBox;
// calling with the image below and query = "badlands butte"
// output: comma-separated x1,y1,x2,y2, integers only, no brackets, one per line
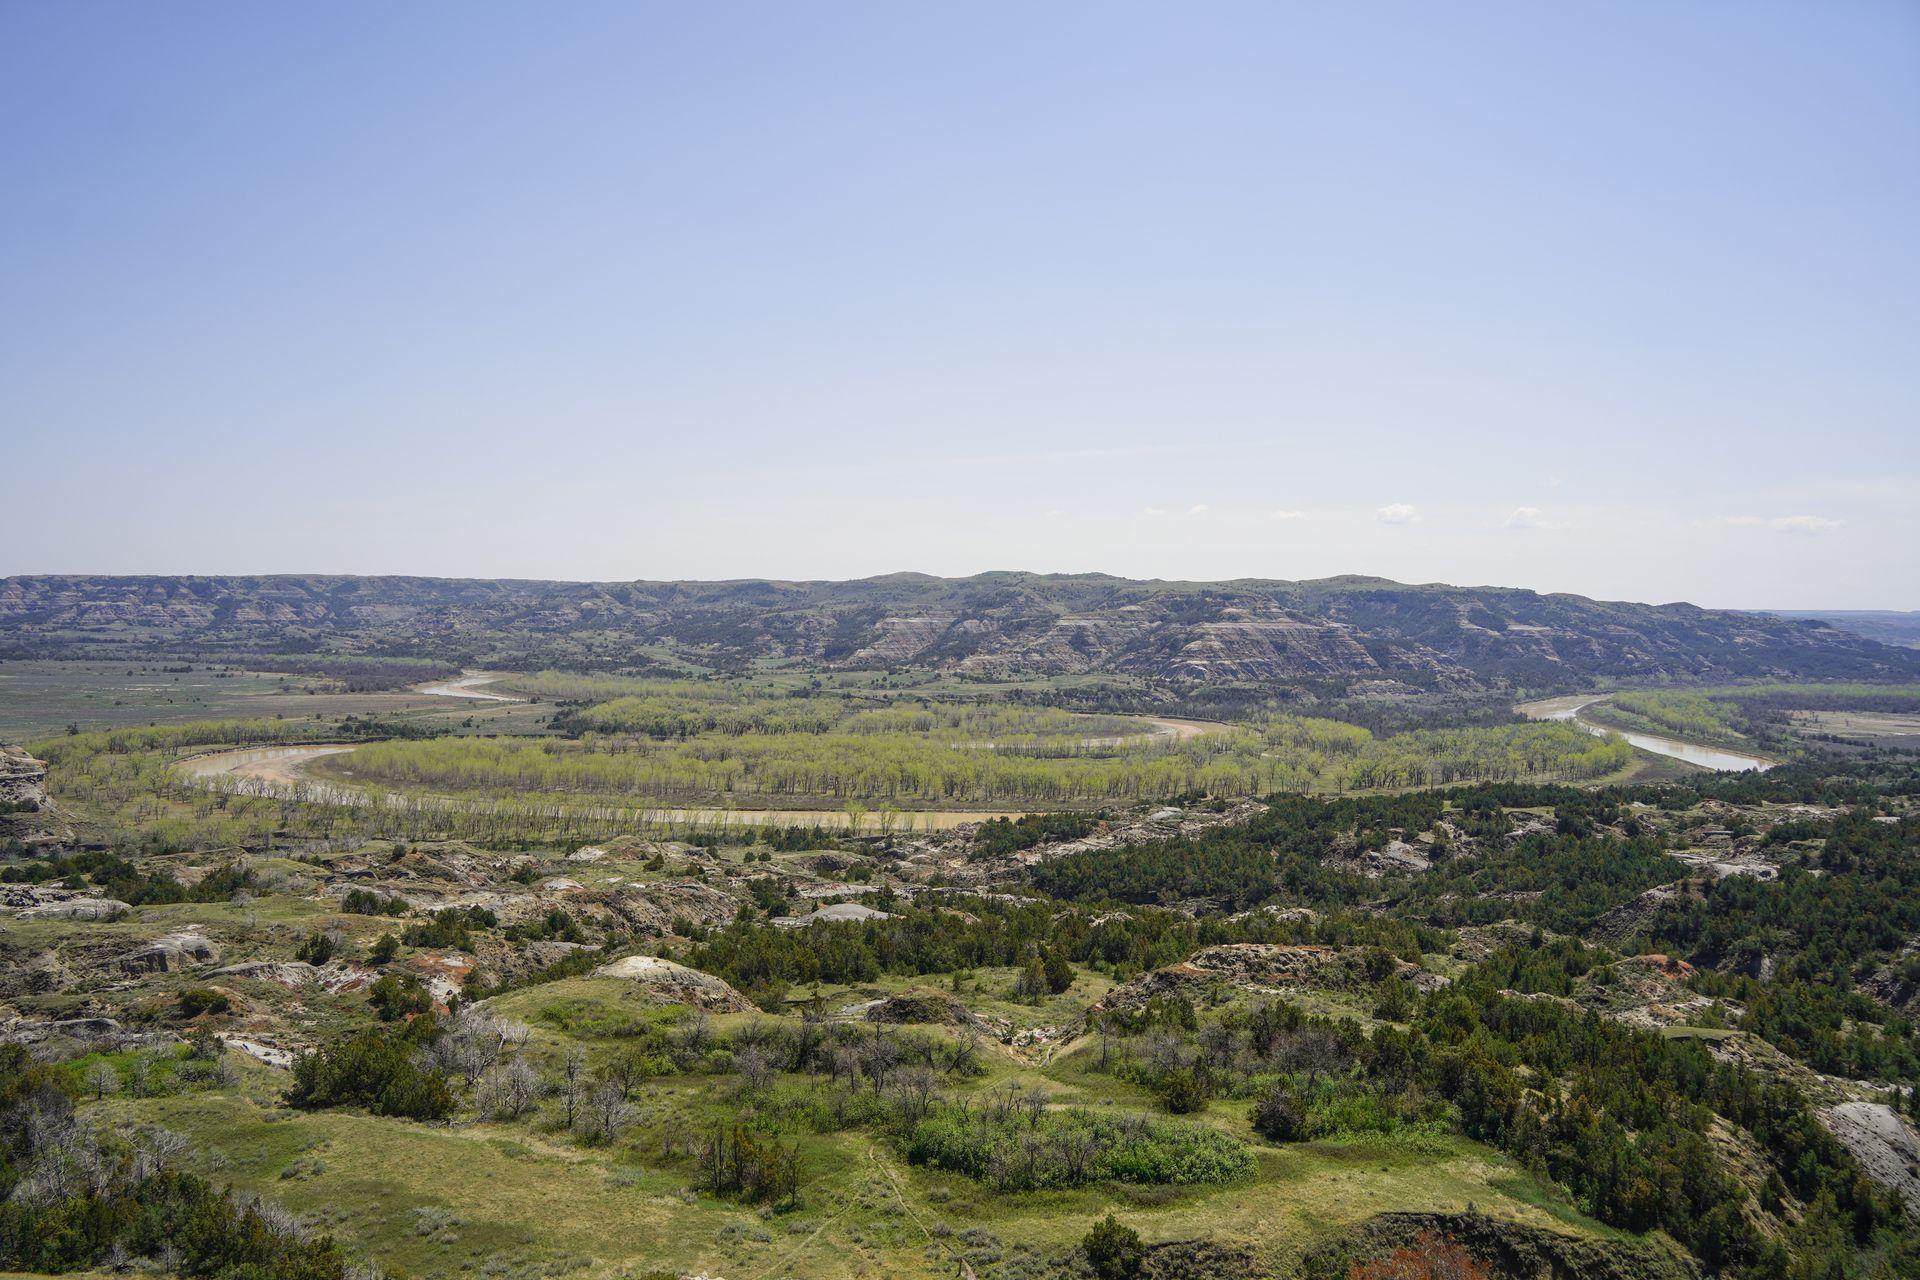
3,571,1914,687
1,572,1920,1280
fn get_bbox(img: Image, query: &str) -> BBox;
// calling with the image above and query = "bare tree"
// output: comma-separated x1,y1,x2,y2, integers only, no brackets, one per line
734,1046,776,1094
673,1012,712,1069
1059,1125,1101,1183
861,1034,899,1091
85,1061,119,1102
600,1051,648,1101
886,1065,940,1126
830,1044,863,1087
944,1026,982,1077
479,1057,540,1120
578,1081,635,1144
558,1047,588,1130
131,1126,190,1182
1198,1023,1237,1070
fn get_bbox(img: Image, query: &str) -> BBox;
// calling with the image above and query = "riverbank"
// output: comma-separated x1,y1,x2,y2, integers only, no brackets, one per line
1515,694,1775,773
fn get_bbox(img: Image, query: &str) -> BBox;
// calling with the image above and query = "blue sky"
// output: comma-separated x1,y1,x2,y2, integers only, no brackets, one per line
3,2,1915,607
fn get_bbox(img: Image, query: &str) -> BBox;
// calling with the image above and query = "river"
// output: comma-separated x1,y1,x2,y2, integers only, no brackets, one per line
412,671,519,702
1517,695,1774,773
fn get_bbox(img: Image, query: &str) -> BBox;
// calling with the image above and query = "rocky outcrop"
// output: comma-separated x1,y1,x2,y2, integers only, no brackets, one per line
119,931,220,974
596,880,740,936
1586,882,1697,946
13,896,131,921
929,799,1265,891
0,1015,172,1054
1091,943,1444,1022
772,902,893,928
1819,1102,1920,1218
0,745,47,810
863,989,981,1028
1327,835,1433,878
209,960,319,988
592,954,755,1012
1863,934,1920,1015
1574,954,1722,1031
848,614,966,666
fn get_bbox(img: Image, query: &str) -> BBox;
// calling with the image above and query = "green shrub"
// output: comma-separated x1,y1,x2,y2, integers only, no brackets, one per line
1082,1215,1144,1280
287,1019,453,1120
368,972,432,1021
176,988,231,1019
903,1106,1252,1191
1251,1080,1306,1142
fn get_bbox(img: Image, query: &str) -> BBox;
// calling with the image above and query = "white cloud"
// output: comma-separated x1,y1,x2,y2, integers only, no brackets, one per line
1771,514,1843,535
1186,504,1210,516
1043,509,1066,519
1270,509,1307,521
1693,514,1843,535
1375,503,1422,525
1505,506,1568,530
1142,506,1169,518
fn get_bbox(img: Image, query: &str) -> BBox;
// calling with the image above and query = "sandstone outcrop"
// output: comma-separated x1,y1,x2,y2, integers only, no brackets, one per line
119,931,221,974
592,954,755,1012
13,896,131,921
0,745,47,810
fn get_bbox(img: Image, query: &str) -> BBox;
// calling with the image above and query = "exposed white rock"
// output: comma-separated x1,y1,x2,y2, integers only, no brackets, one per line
771,902,893,928
15,897,130,921
593,954,755,1012
208,960,318,988
217,1033,296,1069
1821,1102,1920,1218
0,745,48,810
120,932,220,974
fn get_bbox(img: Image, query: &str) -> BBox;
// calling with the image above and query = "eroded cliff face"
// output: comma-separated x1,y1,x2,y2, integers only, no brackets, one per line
0,746,47,811
1159,609,1382,682
4,572,1913,689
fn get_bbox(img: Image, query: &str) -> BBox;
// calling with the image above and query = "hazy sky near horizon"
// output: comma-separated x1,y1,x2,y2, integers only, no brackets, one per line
3,3,1916,609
